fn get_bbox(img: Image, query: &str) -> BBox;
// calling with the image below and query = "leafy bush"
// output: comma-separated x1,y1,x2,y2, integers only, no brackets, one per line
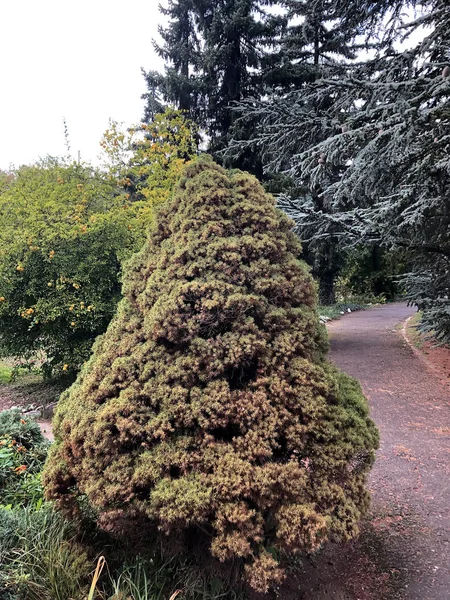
44,159,379,593
0,160,142,377
0,409,45,448
0,410,48,509
335,247,405,303
0,111,197,378
101,108,199,212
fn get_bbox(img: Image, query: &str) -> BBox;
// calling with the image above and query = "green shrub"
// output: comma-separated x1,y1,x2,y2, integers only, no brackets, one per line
0,409,45,448
335,246,406,303
0,160,140,377
44,159,379,593
0,410,48,509
0,112,198,379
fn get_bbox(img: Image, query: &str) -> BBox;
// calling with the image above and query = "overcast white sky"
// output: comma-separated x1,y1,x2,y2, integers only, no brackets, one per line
0,0,164,170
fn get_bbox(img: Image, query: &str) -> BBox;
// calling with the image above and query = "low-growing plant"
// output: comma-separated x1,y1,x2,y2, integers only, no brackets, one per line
318,303,367,321
0,410,48,509
0,506,91,600
0,472,45,511
0,363,13,383
106,555,241,600
108,557,171,600
0,409,45,448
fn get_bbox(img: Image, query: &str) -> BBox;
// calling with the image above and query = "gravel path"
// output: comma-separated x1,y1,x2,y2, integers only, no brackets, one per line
326,303,450,599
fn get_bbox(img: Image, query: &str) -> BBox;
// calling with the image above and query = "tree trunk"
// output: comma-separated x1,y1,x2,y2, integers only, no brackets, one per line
319,271,336,305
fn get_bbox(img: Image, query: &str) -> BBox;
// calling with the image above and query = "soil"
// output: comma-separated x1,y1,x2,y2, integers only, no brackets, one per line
0,377,63,413
0,374,63,441
403,314,450,385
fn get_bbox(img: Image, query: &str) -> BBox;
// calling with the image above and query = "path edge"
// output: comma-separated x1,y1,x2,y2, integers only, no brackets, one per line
401,316,450,388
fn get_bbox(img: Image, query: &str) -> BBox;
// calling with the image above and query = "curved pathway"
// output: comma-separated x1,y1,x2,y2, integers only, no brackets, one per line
324,303,449,599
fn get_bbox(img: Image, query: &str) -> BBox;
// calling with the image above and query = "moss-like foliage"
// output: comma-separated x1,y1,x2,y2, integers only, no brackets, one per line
43,158,379,592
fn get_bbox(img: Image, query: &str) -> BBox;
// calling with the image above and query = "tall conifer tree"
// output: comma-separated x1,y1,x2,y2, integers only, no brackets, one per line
143,0,283,163
231,0,363,302
231,0,450,332
142,0,203,123
263,0,357,90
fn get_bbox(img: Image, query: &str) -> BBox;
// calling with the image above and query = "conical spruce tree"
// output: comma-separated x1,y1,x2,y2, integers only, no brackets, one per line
43,158,378,592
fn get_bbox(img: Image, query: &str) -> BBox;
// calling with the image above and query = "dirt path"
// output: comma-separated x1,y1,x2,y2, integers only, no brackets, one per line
254,303,449,600
323,303,449,599
0,378,61,441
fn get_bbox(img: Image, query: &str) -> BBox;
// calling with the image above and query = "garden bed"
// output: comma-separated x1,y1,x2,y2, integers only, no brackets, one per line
403,312,450,382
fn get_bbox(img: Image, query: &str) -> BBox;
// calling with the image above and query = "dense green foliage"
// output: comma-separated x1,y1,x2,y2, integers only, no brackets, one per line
144,0,283,167
0,407,241,600
43,158,378,592
146,1,403,303
0,409,45,447
0,110,197,377
0,507,91,600
0,160,138,376
101,108,198,209
0,410,48,510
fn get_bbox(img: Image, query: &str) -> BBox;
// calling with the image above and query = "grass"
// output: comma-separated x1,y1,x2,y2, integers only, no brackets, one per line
318,305,345,320
0,364,13,384
318,302,369,321
0,507,91,600
406,311,423,349
0,498,245,600
0,359,36,385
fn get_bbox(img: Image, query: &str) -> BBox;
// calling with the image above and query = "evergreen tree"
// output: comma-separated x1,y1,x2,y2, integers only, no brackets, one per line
140,71,165,123
144,1,283,165
43,158,378,592
198,0,278,153
142,0,204,124
230,0,363,302
232,0,450,335
263,0,357,90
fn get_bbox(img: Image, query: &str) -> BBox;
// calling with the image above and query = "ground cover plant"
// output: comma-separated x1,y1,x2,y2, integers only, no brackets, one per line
43,158,379,593
0,409,48,510
0,506,91,600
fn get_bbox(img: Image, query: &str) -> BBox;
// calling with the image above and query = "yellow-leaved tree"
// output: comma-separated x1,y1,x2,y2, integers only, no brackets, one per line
100,107,198,223
0,109,198,378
